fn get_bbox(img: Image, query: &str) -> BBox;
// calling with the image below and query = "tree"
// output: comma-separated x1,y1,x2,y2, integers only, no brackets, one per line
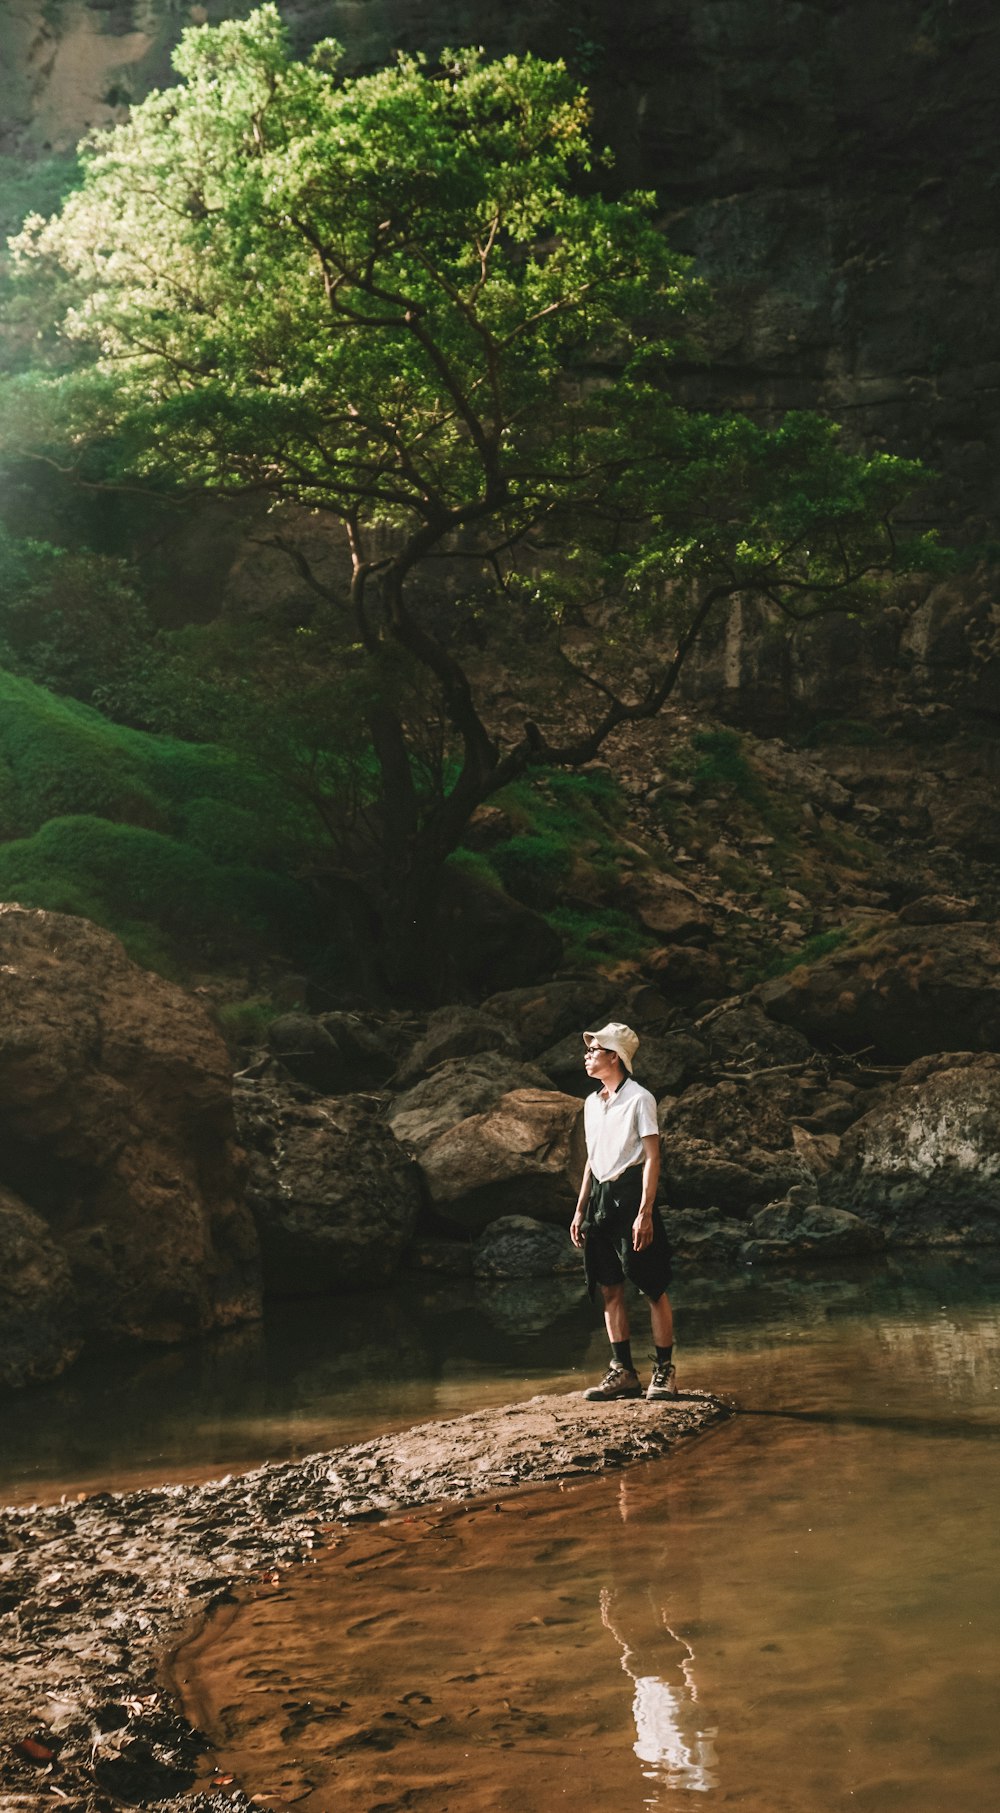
3,5,935,990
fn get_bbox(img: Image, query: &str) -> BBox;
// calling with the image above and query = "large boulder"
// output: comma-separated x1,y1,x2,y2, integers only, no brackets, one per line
266,1011,396,1092
741,1186,883,1263
622,871,713,943
481,978,619,1058
0,905,258,1360
660,1077,815,1213
392,1005,522,1089
235,1080,423,1292
387,1052,555,1153
473,1215,579,1279
824,1053,1000,1243
0,1187,80,1389
418,1088,585,1231
755,921,1000,1063
700,1002,816,1072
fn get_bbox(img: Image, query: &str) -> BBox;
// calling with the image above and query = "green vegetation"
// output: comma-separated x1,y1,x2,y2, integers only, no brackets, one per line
0,525,150,709
0,667,319,969
0,5,936,992
546,905,654,968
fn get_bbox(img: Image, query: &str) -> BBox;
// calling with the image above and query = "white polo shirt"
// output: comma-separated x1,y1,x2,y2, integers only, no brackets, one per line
584,1076,659,1182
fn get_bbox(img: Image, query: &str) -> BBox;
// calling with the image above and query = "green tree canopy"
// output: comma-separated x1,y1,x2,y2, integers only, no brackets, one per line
3,4,935,988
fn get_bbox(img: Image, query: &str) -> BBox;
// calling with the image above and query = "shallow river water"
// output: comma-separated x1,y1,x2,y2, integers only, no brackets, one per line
4,1256,1000,1809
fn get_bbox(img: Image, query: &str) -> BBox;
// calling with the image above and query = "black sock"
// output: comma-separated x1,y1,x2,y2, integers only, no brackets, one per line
655,1345,673,1365
612,1339,634,1371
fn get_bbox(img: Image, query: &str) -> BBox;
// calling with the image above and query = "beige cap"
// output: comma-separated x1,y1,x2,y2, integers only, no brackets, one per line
583,1022,640,1074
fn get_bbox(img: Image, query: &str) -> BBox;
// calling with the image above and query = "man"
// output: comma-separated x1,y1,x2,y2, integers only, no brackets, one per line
570,1022,677,1401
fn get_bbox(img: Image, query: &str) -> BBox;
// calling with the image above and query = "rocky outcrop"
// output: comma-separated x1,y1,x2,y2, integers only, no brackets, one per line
392,1004,522,1089
0,905,258,1366
482,977,619,1057
0,1187,79,1389
473,1214,578,1278
418,1087,585,1230
387,1051,555,1152
824,1052,1000,1242
235,1079,423,1292
622,871,713,942
741,1187,883,1263
755,920,1000,1063
266,1011,396,1092
660,1076,816,1213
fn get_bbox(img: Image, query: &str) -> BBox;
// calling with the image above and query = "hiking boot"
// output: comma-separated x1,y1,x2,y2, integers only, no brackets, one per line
583,1363,643,1401
646,1360,678,1401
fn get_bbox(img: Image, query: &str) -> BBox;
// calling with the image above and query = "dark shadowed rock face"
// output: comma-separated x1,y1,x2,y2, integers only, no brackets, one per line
0,1186,80,1389
0,905,259,1361
660,1076,815,1213
235,1079,423,1291
473,1213,579,1278
824,1053,1000,1242
755,921,1000,1063
391,1004,522,1089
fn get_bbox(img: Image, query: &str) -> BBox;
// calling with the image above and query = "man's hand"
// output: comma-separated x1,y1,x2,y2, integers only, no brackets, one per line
632,1207,653,1251
570,1209,586,1249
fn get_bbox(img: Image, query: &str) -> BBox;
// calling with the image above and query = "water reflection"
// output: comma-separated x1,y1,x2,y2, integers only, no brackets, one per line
5,1251,1000,1503
600,1583,718,1795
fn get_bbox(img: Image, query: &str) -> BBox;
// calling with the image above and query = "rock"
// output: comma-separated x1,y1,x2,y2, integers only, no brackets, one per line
392,1006,522,1089
318,1012,398,1084
266,1013,350,1092
664,1209,747,1268
790,1124,841,1175
698,1001,816,1071
896,894,975,925
473,1215,579,1278
235,1081,422,1291
0,905,258,1362
741,1187,882,1262
403,1238,475,1276
623,872,713,942
0,1188,80,1389
755,922,1000,1063
823,1053,1000,1243
796,1083,865,1134
387,1052,555,1152
473,1275,587,1335
482,977,619,1056
751,742,853,816
643,944,729,1005
660,1078,813,1213
418,1088,586,1231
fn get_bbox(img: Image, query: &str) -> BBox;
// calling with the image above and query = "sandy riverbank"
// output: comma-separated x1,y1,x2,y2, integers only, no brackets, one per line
0,1390,730,1810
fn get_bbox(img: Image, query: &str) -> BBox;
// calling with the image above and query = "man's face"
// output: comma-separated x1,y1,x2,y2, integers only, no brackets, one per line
584,1042,623,1086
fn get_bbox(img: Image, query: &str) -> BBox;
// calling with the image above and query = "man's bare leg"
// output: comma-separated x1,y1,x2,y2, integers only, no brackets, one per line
650,1291,674,1348
601,1281,630,1344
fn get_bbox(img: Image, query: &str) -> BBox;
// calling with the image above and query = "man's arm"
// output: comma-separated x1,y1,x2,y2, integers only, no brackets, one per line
632,1133,661,1251
570,1160,593,1248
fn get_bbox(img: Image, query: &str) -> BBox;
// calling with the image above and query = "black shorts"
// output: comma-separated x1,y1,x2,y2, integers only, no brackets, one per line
582,1166,673,1303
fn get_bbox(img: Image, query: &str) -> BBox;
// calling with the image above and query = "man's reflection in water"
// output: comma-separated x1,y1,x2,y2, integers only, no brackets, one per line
599,1480,718,1796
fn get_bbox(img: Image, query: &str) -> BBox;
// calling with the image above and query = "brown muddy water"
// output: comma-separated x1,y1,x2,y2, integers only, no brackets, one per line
156,1256,1000,1813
